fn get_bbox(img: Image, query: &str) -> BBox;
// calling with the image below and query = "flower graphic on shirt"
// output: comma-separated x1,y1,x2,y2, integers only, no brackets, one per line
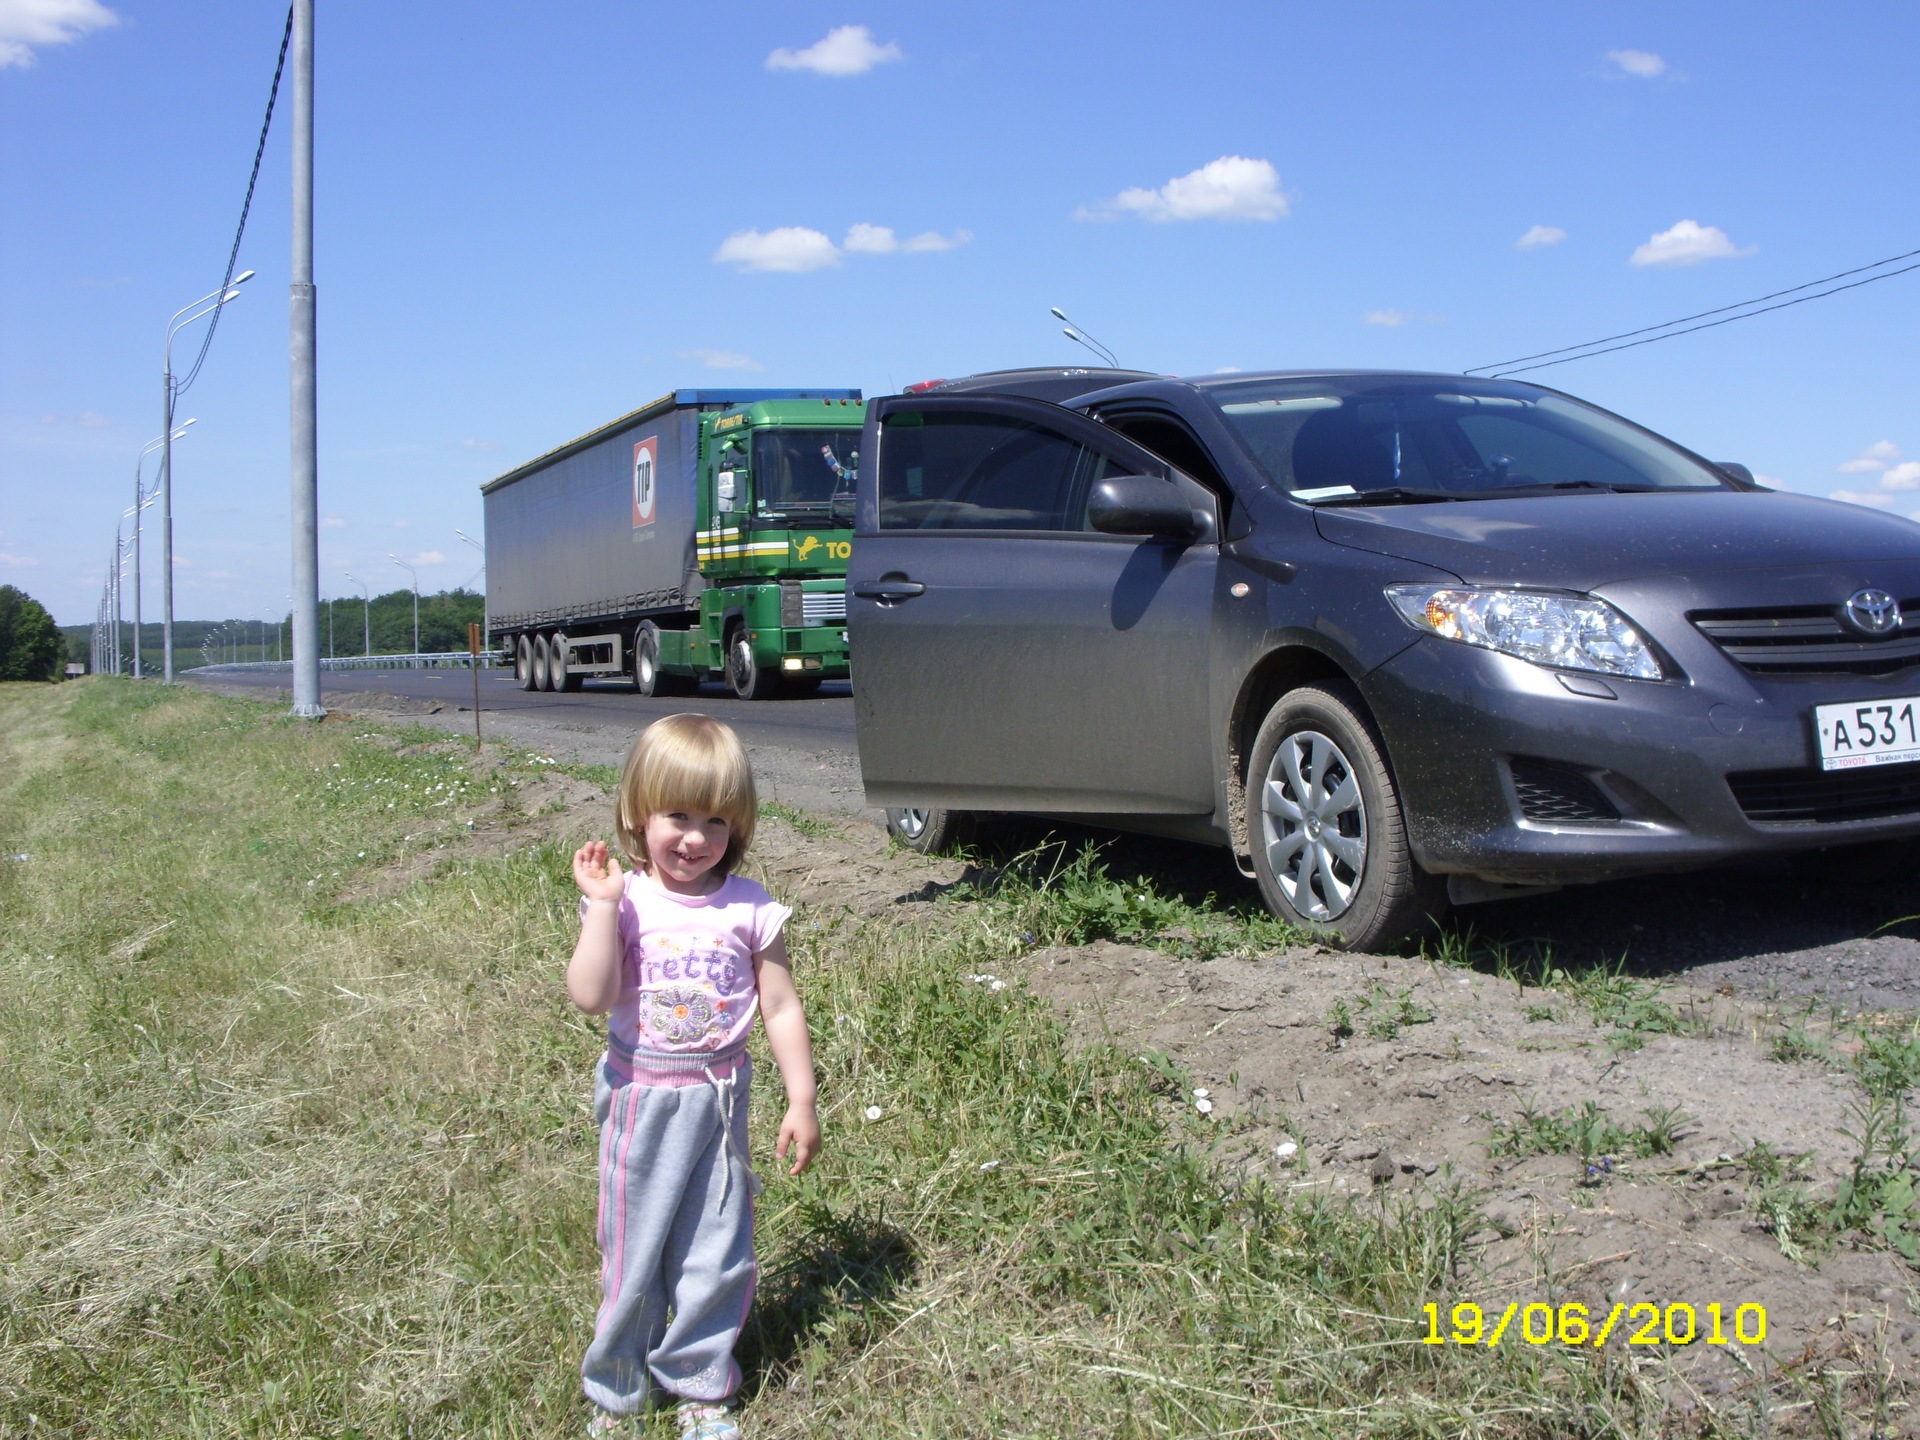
648,987,719,1045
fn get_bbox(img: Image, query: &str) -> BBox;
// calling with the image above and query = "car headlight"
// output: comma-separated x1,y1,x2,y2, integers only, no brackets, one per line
1384,585,1664,680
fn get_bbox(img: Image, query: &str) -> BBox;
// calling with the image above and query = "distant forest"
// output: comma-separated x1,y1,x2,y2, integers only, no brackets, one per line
62,588,487,671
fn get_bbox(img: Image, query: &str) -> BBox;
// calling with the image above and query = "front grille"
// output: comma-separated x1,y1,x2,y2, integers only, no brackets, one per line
1693,600,1920,676
801,587,847,625
1728,764,1920,824
1510,758,1621,824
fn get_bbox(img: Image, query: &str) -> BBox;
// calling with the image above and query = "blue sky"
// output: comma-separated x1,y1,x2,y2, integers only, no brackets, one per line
4,0,1917,628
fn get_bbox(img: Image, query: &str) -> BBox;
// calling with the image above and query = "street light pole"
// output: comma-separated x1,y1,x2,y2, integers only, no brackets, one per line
456,527,487,655
132,419,194,680
389,554,419,663
344,571,370,655
162,276,252,680
287,0,323,717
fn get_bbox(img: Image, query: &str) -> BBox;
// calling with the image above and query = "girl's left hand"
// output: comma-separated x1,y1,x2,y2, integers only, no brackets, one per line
777,1101,821,1175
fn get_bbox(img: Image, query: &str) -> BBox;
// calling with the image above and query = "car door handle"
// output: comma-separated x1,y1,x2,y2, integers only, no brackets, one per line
852,579,926,603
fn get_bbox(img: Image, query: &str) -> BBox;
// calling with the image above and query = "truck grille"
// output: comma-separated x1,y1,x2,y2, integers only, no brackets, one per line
1509,758,1621,824
1692,601,1920,676
1727,764,1920,823
801,588,846,625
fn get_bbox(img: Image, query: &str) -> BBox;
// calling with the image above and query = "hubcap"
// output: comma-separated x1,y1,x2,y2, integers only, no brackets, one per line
1260,729,1367,922
896,807,929,839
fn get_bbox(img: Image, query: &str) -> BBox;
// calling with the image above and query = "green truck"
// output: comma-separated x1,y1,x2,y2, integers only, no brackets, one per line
481,388,863,699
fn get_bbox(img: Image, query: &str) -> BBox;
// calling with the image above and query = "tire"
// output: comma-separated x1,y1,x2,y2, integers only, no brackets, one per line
550,632,583,692
726,624,782,701
515,634,536,691
1246,682,1445,951
531,633,553,692
886,806,977,855
633,622,697,698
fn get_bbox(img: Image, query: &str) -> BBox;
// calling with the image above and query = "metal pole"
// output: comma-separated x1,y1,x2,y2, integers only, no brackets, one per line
160,364,174,679
288,0,323,716
131,458,143,678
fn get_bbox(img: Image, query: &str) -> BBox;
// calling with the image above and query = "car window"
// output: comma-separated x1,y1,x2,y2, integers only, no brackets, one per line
879,411,1111,531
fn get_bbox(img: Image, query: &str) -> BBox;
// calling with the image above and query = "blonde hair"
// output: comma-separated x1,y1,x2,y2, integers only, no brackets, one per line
614,713,757,874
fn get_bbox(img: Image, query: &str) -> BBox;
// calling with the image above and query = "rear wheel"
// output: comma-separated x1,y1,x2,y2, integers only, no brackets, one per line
726,625,782,701
886,806,977,854
1246,682,1444,951
551,631,583,692
515,634,536,691
634,622,696,698
531,634,553,691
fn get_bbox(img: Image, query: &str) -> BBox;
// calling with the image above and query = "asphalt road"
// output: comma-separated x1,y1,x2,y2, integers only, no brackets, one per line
187,665,1920,1012
191,666,858,756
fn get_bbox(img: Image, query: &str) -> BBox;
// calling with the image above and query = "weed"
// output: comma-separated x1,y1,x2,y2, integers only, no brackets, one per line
1361,985,1432,1040
760,799,834,839
1488,1100,1691,1178
1848,1020,1920,1100
1523,1003,1558,1023
1328,997,1355,1045
1770,1024,1829,1064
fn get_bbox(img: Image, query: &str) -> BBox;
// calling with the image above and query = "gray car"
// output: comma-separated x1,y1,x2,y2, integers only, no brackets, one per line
847,367,1920,950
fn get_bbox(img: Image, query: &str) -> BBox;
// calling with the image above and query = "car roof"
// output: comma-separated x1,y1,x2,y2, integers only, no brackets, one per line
907,366,1163,404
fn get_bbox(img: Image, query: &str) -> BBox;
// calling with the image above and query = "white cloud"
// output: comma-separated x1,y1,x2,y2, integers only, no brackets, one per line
1606,49,1667,79
1364,309,1410,327
406,550,446,566
901,228,970,253
320,516,345,529
1830,489,1899,509
1838,440,1901,474
1629,219,1754,267
713,227,841,273
457,437,500,453
1883,462,1920,491
843,223,897,255
0,551,39,567
1517,224,1567,250
1078,155,1289,224
681,348,764,372
39,409,108,428
765,24,901,77
0,0,117,70
1212,366,1243,374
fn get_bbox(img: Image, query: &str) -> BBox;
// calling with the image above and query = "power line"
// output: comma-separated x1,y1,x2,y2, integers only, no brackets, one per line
1465,243,1920,378
175,5,295,398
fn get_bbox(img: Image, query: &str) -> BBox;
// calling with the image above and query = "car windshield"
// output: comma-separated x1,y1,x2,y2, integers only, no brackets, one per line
751,428,862,515
1205,377,1732,502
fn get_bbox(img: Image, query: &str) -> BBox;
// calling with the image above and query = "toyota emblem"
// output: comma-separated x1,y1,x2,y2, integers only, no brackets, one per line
1842,587,1902,636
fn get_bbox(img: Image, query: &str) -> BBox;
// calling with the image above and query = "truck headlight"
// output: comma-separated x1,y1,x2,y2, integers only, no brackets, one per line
1384,585,1664,680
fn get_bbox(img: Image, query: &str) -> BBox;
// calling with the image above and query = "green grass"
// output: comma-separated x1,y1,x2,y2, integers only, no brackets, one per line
0,679,1863,1437
1486,1101,1691,1178
1426,930,1703,1052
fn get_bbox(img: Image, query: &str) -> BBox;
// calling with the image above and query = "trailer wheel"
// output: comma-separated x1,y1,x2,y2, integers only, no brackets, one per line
515,634,536,691
551,631,583,692
726,624,782,701
634,622,695,698
532,633,553,691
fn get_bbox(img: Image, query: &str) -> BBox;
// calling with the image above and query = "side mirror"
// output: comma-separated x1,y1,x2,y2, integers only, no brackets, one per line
1087,475,1201,539
1715,461,1758,488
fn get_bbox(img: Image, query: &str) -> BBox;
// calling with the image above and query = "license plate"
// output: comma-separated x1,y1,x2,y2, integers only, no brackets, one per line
1815,697,1920,771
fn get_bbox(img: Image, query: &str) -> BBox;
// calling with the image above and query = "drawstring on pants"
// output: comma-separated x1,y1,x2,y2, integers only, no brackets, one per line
700,1062,762,1212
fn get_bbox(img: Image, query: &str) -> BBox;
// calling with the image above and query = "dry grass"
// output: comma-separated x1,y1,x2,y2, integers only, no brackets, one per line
0,680,1872,1437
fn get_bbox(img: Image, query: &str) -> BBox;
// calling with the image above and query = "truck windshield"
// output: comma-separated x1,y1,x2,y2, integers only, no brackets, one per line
752,429,863,516
1204,377,1734,503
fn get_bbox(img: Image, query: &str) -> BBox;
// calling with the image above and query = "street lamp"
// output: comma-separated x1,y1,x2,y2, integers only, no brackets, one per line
1049,305,1120,368
344,571,371,656
455,528,487,654
161,271,253,679
389,554,419,664
131,419,194,679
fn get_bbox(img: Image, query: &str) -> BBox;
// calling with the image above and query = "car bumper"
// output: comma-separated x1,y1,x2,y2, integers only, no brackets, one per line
1365,638,1920,885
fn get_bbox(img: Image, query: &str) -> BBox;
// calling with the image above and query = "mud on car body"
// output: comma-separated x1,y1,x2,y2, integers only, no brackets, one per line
848,367,1920,950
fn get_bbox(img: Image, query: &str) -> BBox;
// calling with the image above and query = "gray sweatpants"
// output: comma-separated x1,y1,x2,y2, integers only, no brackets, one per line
583,1052,759,1415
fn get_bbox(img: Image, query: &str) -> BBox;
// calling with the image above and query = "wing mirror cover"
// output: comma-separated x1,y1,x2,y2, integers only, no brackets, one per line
1087,475,1202,539
1716,461,1759,488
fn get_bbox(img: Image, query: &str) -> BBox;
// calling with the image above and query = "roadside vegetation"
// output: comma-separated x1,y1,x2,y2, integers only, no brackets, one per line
0,680,1906,1436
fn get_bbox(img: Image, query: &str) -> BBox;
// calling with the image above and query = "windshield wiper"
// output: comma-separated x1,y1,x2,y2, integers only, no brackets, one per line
1308,487,1463,507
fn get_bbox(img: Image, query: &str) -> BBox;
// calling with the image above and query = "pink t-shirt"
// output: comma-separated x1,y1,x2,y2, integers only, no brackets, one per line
589,870,791,1063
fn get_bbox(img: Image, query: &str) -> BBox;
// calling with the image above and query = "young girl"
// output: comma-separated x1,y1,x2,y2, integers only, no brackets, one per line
568,713,819,1440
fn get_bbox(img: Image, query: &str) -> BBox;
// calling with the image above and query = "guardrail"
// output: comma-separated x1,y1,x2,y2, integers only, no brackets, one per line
191,651,503,674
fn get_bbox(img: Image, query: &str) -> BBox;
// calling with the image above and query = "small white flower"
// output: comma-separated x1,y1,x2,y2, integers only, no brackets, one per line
864,1105,883,1121
989,979,1007,992
1275,1141,1299,1163
356,851,366,858
979,1159,1000,1172
1192,1087,1210,1099
1194,1097,1214,1115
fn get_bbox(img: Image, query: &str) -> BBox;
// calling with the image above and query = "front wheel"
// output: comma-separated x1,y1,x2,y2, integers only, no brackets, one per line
726,627,782,701
885,806,977,855
1246,682,1444,951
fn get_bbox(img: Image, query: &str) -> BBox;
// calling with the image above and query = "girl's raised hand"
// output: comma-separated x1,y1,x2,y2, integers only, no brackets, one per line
572,841,626,903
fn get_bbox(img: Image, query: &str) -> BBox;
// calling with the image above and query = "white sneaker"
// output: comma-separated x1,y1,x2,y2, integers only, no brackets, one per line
676,1400,743,1440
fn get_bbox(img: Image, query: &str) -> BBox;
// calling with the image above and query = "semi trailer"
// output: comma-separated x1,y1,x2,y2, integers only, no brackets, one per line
482,388,863,699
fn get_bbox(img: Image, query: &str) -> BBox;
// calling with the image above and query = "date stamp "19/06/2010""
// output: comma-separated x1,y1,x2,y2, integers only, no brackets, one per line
1425,1302,1768,1350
